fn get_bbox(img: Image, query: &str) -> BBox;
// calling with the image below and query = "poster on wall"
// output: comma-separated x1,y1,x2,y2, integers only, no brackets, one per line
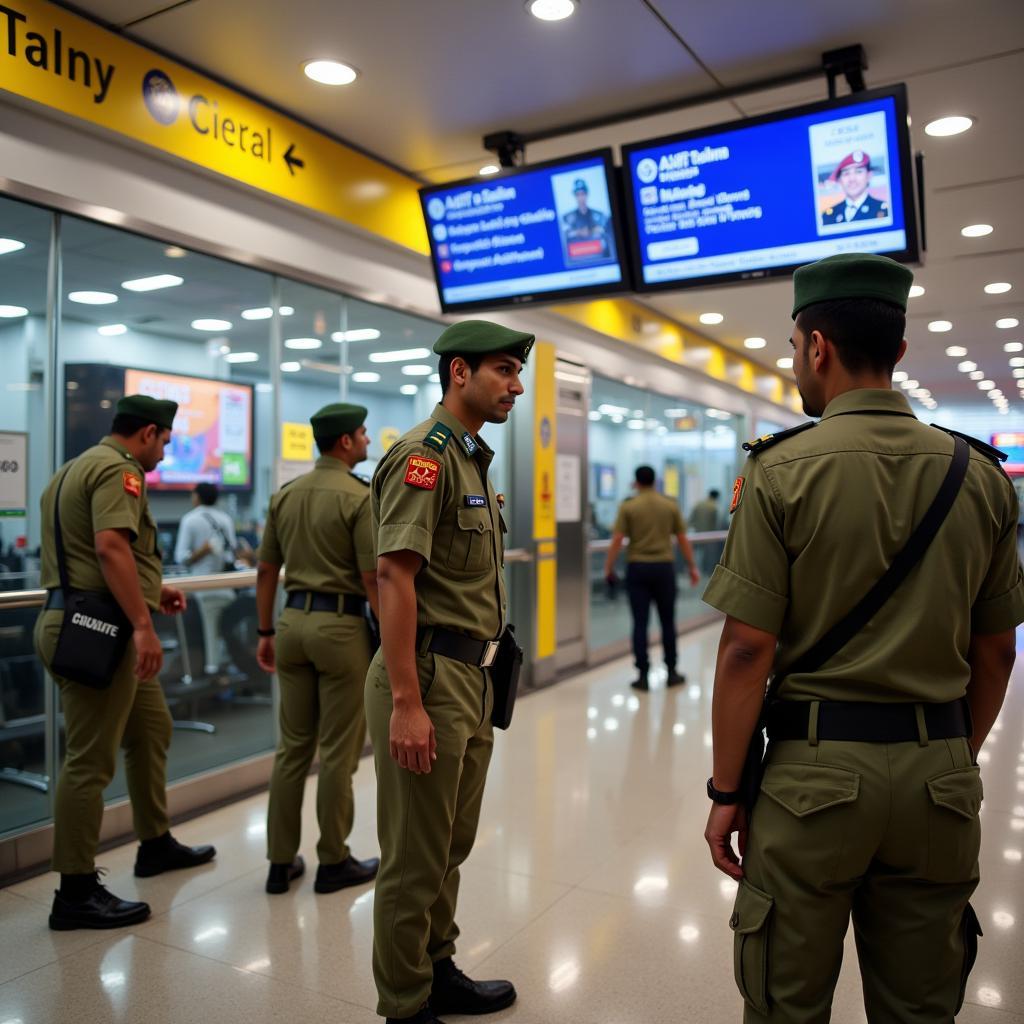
0,432,27,517
556,453,581,522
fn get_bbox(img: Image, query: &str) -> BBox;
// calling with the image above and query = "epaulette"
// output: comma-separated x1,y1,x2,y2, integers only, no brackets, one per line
742,421,816,455
932,425,1007,466
423,422,453,454
353,474,370,487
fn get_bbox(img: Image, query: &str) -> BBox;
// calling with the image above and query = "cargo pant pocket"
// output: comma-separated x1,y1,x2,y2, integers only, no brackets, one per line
730,879,774,1015
925,766,982,882
956,902,983,1013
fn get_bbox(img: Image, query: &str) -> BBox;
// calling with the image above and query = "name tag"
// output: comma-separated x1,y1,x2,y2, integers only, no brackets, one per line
464,494,487,507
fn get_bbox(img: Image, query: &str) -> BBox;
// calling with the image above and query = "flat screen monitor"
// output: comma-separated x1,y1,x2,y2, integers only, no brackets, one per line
992,433,1024,476
622,85,919,291
64,364,254,491
420,149,630,312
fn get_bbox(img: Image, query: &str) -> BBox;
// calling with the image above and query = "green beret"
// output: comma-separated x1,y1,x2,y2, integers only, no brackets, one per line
310,402,367,437
116,394,177,431
432,320,535,361
792,253,914,318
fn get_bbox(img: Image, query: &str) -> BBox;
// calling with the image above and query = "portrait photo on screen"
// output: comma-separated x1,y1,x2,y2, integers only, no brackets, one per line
811,110,893,236
552,166,617,267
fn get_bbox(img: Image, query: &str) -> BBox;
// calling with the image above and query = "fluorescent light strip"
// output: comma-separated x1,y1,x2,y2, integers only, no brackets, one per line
369,348,431,363
121,274,183,292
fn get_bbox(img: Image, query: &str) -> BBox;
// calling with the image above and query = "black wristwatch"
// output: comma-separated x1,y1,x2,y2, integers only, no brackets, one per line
707,777,741,805
257,627,276,638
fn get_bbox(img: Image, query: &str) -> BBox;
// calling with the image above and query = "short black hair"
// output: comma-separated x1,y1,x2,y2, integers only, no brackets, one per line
194,482,218,506
635,465,655,487
438,351,485,394
796,298,906,376
314,433,340,455
709,489,720,500
111,413,161,437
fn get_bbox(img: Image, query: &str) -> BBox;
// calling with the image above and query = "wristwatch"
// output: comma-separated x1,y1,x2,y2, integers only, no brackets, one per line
706,777,741,805
257,627,276,638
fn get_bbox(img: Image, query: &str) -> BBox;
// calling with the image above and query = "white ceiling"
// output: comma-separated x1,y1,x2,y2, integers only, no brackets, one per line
63,0,1024,414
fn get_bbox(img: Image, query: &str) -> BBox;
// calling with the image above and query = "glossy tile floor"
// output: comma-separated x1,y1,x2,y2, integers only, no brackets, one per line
2,622,1023,1023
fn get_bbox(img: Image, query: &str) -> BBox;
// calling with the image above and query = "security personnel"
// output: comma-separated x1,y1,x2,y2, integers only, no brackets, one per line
256,403,380,895
604,466,700,690
563,178,612,254
689,488,723,575
822,151,890,225
702,253,1023,1022
35,395,216,931
365,320,531,1024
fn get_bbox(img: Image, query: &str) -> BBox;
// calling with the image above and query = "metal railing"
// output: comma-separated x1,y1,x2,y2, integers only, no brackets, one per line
586,530,729,552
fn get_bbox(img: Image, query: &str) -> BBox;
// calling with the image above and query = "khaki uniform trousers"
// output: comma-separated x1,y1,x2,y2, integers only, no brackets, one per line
365,648,494,1019
732,733,983,1023
34,609,173,875
266,607,370,865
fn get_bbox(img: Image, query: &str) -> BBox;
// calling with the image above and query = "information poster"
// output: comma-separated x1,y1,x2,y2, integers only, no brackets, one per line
0,432,27,517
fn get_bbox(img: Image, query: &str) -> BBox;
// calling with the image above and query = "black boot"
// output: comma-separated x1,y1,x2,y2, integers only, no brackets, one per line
385,1005,445,1024
134,832,216,877
430,956,516,1016
666,668,686,687
630,671,649,691
314,854,379,893
266,855,305,894
49,872,150,931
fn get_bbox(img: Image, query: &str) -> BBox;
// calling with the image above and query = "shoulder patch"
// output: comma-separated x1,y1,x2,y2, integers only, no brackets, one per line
405,455,441,490
423,422,453,454
122,471,141,497
932,425,1008,466
742,420,816,456
460,431,478,456
730,476,744,514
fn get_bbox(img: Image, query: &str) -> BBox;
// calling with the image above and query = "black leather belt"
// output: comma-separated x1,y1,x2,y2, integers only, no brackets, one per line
766,698,970,743
419,626,500,669
45,589,65,611
285,591,365,616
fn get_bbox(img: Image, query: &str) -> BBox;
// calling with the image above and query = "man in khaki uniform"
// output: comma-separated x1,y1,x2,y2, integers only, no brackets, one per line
366,320,531,1024
604,466,700,690
702,253,1023,1022
689,488,724,576
256,403,380,895
34,395,216,931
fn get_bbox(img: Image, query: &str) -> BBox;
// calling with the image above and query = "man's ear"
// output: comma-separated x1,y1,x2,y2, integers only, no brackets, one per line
810,330,828,372
449,356,469,389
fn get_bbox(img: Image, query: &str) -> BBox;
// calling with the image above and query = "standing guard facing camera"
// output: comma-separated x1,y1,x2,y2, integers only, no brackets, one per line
35,395,216,932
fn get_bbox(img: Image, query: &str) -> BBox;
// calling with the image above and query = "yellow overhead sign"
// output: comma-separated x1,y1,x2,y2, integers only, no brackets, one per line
280,422,313,462
0,0,428,253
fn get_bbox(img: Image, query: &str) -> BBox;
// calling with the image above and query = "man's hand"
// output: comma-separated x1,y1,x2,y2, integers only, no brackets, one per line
159,586,186,615
705,802,747,880
257,636,275,674
133,624,164,681
389,704,437,774
688,565,700,587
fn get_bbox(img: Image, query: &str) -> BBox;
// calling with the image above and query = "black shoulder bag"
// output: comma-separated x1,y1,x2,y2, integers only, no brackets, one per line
49,464,135,690
490,624,524,730
740,435,970,808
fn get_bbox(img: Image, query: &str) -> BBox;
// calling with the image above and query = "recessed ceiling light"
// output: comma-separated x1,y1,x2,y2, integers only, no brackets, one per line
284,337,322,350
224,351,259,363
69,290,117,305
0,238,25,255
121,274,183,292
1010,357,1024,367
929,320,953,333
191,318,232,331
352,371,381,383
969,370,985,380
997,318,1019,329
369,347,431,363
776,357,793,369
1013,369,1024,379
900,379,919,389
957,361,977,372
280,361,301,373
429,372,441,383
479,165,500,176
1004,342,1023,353
400,384,419,396
527,0,578,21
979,380,995,390
402,364,433,376
744,336,767,349
97,324,127,336
910,388,931,398
989,390,1004,398
945,345,967,357
699,312,724,325
303,60,358,86
961,224,993,238
164,246,187,258
924,115,974,137
985,282,1012,295
279,306,294,316
0,304,28,317
242,307,273,320
332,328,382,342
892,371,909,382
908,285,925,298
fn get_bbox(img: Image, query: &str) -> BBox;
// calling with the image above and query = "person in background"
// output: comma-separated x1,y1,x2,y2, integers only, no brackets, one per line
689,488,723,576
604,466,700,691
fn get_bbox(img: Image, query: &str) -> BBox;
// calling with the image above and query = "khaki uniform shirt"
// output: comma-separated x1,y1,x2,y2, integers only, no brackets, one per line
689,497,721,533
39,437,163,609
372,404,506,641
613,489,685,562
703,389,1024,703
259,455,374,595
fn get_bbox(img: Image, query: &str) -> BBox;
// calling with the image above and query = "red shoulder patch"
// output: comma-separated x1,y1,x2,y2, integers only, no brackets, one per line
404,456,440,490
123,472,142,498
729,476,744,514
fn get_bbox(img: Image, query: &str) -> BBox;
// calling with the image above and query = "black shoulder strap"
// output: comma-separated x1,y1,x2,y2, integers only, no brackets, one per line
52,461,77,596
742,420,816,455
932,424,1007,465
772,435,970,690
200,509,234,552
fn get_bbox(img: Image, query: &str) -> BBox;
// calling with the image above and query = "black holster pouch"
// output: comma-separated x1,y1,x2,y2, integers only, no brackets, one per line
740,716,768,811
365,606,381,655
51,591,133,690
490,625,523,730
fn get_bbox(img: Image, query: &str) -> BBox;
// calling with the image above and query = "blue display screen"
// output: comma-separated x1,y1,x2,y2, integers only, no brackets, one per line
624,88,916,289
420,151,627,311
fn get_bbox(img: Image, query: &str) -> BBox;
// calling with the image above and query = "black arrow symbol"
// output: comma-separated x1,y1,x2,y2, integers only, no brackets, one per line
284,144,305,175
